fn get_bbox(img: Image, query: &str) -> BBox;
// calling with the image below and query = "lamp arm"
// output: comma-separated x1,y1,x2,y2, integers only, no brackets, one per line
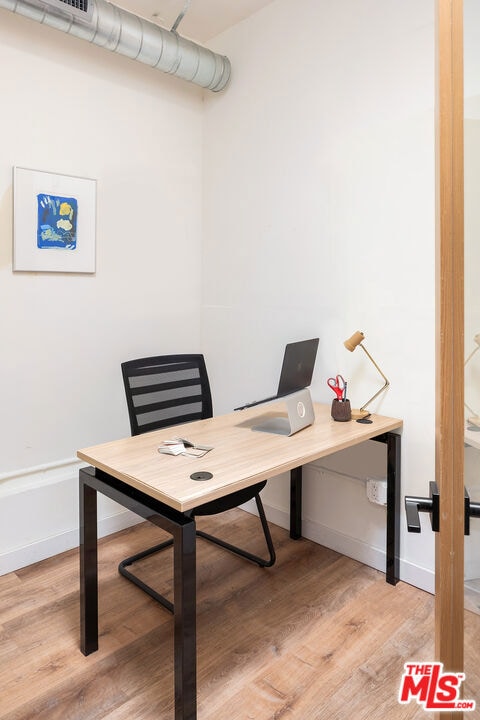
465,345,480,366
465,344,480,419
358,343,390,413
465,401,478,416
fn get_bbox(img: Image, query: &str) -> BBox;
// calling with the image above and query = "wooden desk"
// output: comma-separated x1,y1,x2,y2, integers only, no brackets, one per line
77,402,402,720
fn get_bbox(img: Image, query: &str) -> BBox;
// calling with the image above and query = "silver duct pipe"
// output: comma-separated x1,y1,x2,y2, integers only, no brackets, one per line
0,0,231,91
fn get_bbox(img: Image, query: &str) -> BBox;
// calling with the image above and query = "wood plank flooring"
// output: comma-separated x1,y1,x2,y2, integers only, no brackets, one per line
0,510,436,720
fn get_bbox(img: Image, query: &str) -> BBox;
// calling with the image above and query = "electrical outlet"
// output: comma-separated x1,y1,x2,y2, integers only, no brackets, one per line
366,477,387,505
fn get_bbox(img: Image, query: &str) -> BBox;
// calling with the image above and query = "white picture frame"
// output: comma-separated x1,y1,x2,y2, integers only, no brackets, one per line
13,166,96,273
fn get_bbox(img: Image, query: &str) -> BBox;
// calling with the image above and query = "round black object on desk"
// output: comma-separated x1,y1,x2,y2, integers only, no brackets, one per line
190,471,213,481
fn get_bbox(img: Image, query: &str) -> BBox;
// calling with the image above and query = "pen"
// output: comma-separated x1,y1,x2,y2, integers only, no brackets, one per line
343,381,347,401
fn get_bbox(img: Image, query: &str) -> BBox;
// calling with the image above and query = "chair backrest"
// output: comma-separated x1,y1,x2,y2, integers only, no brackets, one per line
121,354,213,436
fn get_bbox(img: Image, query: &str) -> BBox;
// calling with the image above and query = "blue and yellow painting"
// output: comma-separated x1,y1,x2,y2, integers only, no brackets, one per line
37,194,77,250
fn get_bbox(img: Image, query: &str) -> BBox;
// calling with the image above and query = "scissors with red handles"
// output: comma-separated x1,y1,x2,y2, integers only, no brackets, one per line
327,374,346,401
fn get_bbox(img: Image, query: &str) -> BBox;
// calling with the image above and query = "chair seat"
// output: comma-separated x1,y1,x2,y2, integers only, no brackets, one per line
191,481,267,517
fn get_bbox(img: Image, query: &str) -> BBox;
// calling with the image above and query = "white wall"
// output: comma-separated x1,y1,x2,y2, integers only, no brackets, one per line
203,0,436,591
1,1,438,591
464,0,480,422
464,0,480,581
0,11,204,572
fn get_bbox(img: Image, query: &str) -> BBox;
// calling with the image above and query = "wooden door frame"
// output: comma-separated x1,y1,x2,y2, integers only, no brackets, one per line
435,0,464,708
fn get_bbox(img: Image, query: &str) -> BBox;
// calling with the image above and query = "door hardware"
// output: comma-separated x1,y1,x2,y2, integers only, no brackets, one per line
405,484,480,535
464,488,480,535
405,481,439,533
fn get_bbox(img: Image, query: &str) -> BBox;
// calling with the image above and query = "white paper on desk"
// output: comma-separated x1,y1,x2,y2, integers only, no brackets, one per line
183,446,213,457
158,440,214,457
158,443,185,455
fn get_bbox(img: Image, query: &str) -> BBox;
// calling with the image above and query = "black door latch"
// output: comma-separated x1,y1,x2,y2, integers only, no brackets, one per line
405,481,439,533
405,483,480,534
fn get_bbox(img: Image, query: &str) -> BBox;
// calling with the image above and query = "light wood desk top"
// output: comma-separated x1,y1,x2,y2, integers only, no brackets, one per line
77,402,402,513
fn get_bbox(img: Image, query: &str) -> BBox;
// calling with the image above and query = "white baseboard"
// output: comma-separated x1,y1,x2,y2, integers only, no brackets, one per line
241,499,435,595
0,510,142,576
0,458,142,576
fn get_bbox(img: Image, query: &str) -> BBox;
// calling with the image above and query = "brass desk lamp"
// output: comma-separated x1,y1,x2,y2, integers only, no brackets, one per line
465,333,480,428
344,331,390,420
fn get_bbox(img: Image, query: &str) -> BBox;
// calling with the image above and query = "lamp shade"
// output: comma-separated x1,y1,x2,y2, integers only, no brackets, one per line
344,331,365,352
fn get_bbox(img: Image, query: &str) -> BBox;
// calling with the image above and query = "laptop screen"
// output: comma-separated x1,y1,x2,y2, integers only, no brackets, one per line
277,338,319,396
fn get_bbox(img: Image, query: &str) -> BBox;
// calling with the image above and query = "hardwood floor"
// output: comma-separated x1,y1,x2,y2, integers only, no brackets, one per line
0,510,436,720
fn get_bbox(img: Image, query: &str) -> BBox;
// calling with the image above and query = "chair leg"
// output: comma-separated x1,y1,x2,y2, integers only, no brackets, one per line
118,539,174,613
118,496,276,610
195,493,276,568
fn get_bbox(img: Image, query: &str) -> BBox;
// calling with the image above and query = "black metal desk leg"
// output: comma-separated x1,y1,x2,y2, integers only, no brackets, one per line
386,432,401,586
290,466,303,539
173,519,197,720
79,470,98,655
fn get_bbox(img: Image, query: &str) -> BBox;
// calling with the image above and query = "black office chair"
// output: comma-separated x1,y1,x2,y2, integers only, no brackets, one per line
119,354,276,612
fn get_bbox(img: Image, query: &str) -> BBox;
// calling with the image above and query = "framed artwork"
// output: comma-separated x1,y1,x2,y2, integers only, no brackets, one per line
13,166,96,273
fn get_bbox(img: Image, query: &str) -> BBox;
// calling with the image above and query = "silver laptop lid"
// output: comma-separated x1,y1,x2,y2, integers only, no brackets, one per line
234,337,319,412
277,338,319,396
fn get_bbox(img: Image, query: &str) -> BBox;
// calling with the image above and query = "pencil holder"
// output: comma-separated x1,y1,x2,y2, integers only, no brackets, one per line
331,398,351,422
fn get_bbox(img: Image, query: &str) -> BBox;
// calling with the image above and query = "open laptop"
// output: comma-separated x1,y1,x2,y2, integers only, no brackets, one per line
234,338,319,411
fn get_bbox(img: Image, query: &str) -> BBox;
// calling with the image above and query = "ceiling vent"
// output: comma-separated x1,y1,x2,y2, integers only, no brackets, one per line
44,0,94,21
0,0,231,91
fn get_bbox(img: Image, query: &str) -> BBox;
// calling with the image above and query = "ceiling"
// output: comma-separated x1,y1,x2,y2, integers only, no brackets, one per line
113,0,276,43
